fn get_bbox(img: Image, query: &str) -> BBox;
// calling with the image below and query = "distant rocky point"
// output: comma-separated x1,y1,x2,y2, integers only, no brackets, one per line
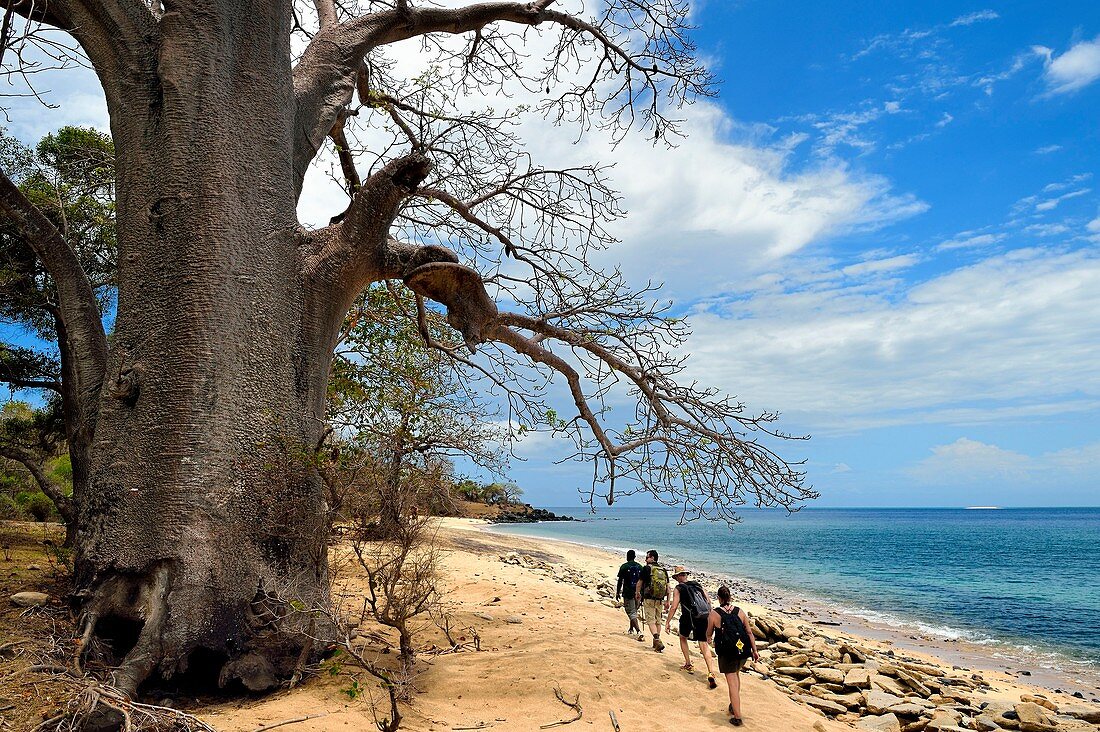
489,504,576,523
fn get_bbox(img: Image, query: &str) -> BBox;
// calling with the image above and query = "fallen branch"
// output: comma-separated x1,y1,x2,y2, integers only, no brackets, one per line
29,714,66,732
2,663,72,680
539,686,582,729
253,713,330,732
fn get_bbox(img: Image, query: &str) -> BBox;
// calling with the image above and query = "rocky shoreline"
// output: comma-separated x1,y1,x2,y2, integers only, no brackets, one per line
487,504,576,524
498,549,1100,732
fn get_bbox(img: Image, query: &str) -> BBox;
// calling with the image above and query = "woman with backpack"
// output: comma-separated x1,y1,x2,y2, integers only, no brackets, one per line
707,585,760,726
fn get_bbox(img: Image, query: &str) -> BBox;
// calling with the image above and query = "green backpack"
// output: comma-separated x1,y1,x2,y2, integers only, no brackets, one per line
646,564,669,600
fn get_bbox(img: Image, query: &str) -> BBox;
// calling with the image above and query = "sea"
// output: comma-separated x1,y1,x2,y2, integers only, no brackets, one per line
488,506,1100,693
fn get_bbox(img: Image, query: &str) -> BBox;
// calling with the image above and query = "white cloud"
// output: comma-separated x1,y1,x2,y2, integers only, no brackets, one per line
1035,188,1091,212
935,232,1005,251
842,254,919,277
950,10,999,27
1037,35,1100,95
908,438,1031,485
935,113,954,128
1089,215,1100,233
907,437,1100,488
831,463,852,474
1034,144,1063,155
1023,223,1070,237
683,248,1100,431
540,102,927,295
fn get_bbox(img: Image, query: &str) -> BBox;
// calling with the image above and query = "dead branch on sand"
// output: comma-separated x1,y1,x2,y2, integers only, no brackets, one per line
539,686,583,729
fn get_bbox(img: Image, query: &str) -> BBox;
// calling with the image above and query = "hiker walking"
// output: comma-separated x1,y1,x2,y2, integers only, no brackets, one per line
615,549,645,640
707,585,759,726
665,566,719,689
634,549,670,652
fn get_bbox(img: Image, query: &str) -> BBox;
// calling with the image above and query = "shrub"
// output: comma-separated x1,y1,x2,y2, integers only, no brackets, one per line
15,490,58,522
0,494,19,520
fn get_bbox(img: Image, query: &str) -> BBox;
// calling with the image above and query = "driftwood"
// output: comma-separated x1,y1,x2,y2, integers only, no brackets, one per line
609,710,621,731
540,686,583,729
252,713,329,732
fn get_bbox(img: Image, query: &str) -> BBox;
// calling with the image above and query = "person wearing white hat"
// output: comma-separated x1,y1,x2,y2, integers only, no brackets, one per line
664,566,718,689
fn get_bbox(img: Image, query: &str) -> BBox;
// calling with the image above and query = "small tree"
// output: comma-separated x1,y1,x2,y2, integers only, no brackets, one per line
351,512,441,659
329,284,506,538
0,399,75,541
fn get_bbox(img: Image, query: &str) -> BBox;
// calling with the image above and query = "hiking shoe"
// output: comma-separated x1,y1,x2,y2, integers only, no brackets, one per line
708,674,717,689
730,718,743,727
654,638,665,653
636,633,645,642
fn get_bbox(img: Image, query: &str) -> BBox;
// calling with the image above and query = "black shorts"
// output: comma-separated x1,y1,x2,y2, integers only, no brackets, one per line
718,654,748,674
679,613,708,641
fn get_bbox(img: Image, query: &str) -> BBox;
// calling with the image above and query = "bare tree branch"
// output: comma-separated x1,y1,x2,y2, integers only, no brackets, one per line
291,0,711,198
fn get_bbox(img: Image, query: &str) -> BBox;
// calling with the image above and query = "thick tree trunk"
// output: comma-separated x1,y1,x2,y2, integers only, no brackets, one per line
74,4,339,693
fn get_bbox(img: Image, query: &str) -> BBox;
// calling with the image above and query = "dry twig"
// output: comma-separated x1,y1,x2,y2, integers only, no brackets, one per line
539,686,582,729
253,714,330,732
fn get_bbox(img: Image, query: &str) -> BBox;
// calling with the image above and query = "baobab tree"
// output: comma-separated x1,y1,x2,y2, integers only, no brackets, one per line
0,0,814,695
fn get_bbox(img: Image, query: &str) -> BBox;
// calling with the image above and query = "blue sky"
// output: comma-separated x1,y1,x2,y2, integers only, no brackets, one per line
497,1,1100,509
3,2,1100,509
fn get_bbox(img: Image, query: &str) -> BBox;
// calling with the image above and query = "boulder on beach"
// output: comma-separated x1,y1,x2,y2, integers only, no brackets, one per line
792,693,847,716
856,713,902,732
1013,702,1058,732
863,690,903,715
10,591,49,607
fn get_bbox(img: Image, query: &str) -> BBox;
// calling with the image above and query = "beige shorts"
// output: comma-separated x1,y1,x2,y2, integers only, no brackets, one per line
641,598,665,625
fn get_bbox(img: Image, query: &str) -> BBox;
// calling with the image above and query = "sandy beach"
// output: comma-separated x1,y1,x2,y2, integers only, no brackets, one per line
199,519,1100,732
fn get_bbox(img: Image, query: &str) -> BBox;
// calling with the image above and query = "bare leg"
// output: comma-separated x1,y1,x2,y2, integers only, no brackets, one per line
699,641,718,677
679,635,692,666
727,671,742,719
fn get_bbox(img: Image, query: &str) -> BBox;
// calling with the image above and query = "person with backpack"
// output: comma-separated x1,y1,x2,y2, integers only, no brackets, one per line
634,549,669,652
665,567,719,688
707,585,760,726
615,549,645,640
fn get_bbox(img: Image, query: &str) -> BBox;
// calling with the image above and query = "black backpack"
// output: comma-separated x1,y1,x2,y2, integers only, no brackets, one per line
713,606,753,659
679,581,710,619
622,563,642,594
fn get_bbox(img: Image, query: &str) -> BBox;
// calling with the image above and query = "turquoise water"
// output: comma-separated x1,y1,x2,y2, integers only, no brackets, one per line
490,507,1100,675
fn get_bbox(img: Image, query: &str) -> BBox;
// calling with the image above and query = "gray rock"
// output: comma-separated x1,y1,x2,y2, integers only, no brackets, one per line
857,714,902,732
1061,702,1100,723
10,591,49,607
1013,702,1056,732
775,666,814,678
505,615,523,624
885,702,926,717
863,690,904,715
792,693,847,716
774,653,810,668
845,667,872,688
973,714,1001,731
